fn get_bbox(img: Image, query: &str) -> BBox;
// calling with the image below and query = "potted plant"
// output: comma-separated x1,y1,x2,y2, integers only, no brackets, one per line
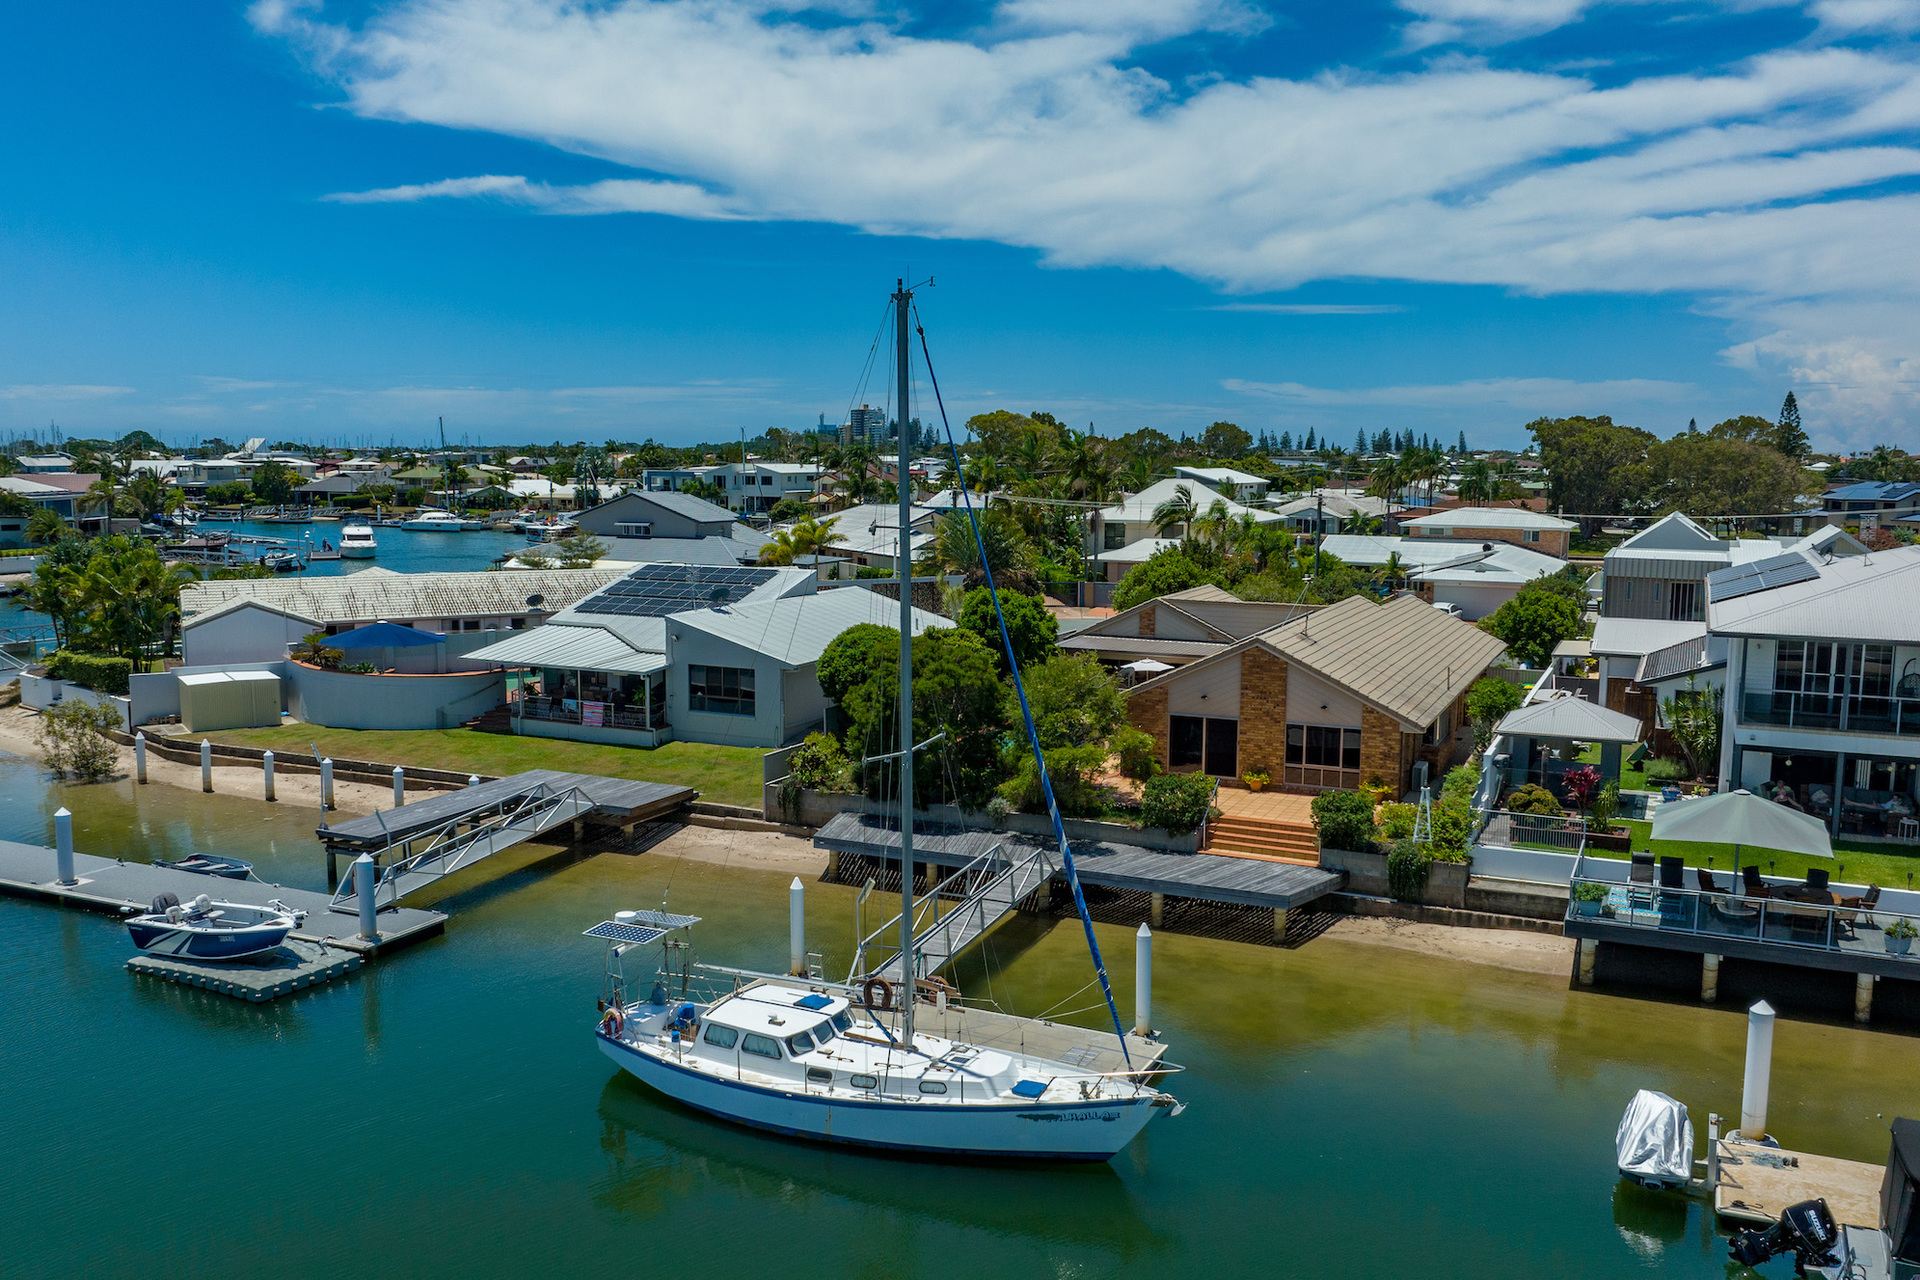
1572,881,1609,917
1886,918,1917,956
1242,769,1270,793
1364,775,1393,805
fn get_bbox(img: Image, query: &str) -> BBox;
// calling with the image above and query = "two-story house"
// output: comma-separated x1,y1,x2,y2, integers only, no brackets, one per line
1173,466,1270,506
1712,544,1920,836
707,462,823,515
1821,481,1920,530
1400,507,1575,558
1088,478,1282,580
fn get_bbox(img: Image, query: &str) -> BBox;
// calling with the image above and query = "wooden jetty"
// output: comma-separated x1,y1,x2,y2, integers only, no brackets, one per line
1713,1134,1886,1229
0,838,447,955
127,938,361,1002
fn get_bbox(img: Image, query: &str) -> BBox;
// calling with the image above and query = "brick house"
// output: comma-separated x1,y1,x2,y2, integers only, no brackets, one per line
1124,594,1510,795
1401,507,1575,558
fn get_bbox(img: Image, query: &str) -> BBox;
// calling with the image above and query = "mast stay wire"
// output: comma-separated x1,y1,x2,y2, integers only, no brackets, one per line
912,302,1131,1067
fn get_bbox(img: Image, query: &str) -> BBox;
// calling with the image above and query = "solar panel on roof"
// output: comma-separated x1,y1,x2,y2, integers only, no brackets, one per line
1708,552,1818,603
574,563,779,617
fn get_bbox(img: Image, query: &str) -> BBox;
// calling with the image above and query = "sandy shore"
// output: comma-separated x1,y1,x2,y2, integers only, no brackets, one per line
1319,915,1574,974
642,822,831,874
0,704,392,818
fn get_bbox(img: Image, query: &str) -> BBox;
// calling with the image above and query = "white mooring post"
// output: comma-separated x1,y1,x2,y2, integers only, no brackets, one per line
1135,922,1153,1037
134,731,147,784
200,739,213,793
468,774,480,789
789,876,805,975
54,807,75,886
354,854,378,942
1739,999,1776,1141
392,766,405,808
262,750,276,802
320,758,335,811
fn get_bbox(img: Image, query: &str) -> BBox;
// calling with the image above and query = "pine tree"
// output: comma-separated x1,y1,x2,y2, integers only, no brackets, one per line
1355,429,1367,453
1456,430,1468,454
1773,391,1808,459
1279,430,1292,451
1304,427,1317,451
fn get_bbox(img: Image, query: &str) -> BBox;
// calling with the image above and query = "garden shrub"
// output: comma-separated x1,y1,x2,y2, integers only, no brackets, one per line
1377,801,1418,841
1505,783,1563,815
37,699,121,780
1112,726,1160,783
1428,800,1473,860
46,650,134,696
1440,761,1480,808
786,732,849,791
997,744,1110,818
1310,788,1377,852
1139,772,1216,834
1386,839,1432,900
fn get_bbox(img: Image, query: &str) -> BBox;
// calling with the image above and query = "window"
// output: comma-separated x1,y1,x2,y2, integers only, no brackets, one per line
806,1067,834,1085
785,1032,815,1056
830,1011,854,1033
1104,522,1127,550
689,665,755,716
615,522,653,538
741,1033,781,1059
1669,581,1698,620
702,1024,739,1049
919,1080,949,1095
1171,715,1237,776
760,475,773,485
1169,715,1204,768
851,1074,878,1090
1286,725,1360,769
811,1020,837,1045
1523,529,1540,543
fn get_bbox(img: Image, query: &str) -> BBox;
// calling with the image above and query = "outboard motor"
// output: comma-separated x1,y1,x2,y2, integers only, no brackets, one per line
1729,1198,1840,1274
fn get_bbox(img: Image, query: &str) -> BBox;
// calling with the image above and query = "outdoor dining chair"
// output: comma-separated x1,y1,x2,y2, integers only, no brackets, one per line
1805,868,1830,895
1629,852,1657,910
1741,865,1770,898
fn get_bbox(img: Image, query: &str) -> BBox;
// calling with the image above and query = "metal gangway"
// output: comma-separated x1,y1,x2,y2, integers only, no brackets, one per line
852,842,1056,985
329,783,592,912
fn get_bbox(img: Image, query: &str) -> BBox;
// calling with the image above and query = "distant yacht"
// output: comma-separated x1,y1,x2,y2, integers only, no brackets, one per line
400,510,466,532
339,522,378,558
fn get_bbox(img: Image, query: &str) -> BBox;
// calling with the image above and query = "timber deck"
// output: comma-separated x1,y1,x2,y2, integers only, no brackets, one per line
317,770,694,850
0,839,446,954
1713,1135,1885,1228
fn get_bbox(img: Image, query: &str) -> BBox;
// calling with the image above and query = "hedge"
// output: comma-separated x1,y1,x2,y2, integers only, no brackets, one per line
46,650,134,696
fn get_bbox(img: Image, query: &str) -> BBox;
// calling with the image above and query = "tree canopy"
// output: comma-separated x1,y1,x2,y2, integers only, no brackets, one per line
1480,589,1584,668
1112,546,1211,611
958,586,1057,675
1528,415,1656,517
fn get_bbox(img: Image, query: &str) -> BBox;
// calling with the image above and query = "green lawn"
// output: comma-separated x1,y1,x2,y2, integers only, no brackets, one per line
1620,818,1920,890
204,725,766,808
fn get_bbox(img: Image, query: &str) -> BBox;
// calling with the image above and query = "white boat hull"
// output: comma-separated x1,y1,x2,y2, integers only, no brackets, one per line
598,1030,1161,1161
339,545,376,558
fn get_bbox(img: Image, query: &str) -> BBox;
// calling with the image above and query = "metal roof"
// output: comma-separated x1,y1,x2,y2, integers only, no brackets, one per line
1057,634,1227,660
523,536,742,567
1825,481,1920,502
465,624,666,674
181,567,623,628
1707,543,1920,641
1636,635,1721,683
1589,617,1706,658
1496,695,1643,743
1093,536,1182,562
591,488,736,523
670,585,951,665
1097,478,1279,524
1401,507,1574,530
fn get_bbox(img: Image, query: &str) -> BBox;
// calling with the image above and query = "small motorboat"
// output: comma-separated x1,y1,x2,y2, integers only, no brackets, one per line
400,510,466,532
260,551,304,572
153,853,254,880
125,893,303,961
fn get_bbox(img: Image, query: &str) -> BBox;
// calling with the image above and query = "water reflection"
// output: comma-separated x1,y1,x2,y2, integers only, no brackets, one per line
592,1074,1167,1261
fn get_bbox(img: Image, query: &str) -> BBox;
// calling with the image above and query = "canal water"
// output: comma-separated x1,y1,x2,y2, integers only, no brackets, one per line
1,747,1913,1279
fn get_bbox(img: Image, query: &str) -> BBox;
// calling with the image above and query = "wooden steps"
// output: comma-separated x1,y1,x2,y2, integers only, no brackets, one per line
1205,814,1320,862
467,705,514,734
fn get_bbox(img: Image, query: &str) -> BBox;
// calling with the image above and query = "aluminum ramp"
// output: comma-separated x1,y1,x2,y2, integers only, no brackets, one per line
330,784,592,912
856,843,1055,984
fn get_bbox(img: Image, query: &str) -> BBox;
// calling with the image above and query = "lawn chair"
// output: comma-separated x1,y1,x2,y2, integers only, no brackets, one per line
1805,868,1830,895
1695,868,1723,893
1741,865,1769,899
1839,884,1882,930
1628,851,1657,910
1656,857,1692,926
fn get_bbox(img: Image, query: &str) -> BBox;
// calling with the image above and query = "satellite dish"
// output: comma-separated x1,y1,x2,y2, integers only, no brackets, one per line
526,593,545,608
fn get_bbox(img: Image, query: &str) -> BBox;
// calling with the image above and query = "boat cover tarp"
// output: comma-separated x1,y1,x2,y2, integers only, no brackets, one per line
1616,1089,1694,1185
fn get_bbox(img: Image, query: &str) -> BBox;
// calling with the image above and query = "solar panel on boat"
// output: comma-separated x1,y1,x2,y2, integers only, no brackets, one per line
583,921,668,946
797,993,833,1010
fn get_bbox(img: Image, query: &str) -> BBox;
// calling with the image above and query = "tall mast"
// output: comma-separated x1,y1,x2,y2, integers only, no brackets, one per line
893,278,916,1049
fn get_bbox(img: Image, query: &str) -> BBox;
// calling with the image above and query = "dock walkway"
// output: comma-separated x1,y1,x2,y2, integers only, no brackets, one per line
317,770,694,851
0,839,446,954
1713,1134,1885,1229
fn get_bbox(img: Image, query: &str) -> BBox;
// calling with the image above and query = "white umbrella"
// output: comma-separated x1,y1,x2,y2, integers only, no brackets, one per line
1121,659,1174,675
1650,788,1833,860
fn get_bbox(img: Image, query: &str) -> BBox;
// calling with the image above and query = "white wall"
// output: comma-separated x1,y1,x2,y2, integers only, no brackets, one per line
1168,653,1241,717
183,605,313,666
129,661,286,725
1285,665,1362,726
1429,581,1516,621
782,664,827,742
288,664,504,731
667,627,790,749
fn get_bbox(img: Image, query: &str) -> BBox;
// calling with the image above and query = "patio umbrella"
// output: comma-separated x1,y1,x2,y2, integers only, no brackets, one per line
329,621,445,649
1650,788,1833,860
1121,659,1174,675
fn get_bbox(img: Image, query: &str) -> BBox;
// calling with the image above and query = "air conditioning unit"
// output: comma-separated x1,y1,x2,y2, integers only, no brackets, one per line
1411,760,1431,795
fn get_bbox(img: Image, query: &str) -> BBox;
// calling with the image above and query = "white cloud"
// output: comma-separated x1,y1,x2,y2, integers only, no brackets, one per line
0,384,135,400
1224,375,1694,409
256,0,1920,443
1812,0,1920,33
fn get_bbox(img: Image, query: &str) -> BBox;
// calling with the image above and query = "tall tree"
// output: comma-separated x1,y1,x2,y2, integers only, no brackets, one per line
1647,436,1814,517
1773,391,1809,460
1200,421,1252,459
1528,415,1657,519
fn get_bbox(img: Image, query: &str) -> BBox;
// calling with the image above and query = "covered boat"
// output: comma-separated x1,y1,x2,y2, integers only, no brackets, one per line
1616,1089,1696,1191
153,853,253,880
124,893,302,961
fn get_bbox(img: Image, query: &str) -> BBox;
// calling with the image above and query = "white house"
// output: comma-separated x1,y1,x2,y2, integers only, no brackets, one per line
1173,466,1269,505
1089,478,1279,564
1320,534,1569,620
707,461,824,515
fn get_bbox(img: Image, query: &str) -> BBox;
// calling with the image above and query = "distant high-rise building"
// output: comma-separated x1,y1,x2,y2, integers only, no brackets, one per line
844,404,891,445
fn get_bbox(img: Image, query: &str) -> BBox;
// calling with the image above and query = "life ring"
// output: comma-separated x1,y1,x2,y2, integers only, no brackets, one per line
601,1007,624,1037
861,977,894,1012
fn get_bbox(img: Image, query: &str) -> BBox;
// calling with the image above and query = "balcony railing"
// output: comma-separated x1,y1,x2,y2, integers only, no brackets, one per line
1740,690,1920,735
517,695,663,732
1566,872,1919,965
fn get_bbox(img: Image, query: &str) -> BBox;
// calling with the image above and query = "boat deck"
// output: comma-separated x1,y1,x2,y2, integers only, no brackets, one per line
0,839,446,955
317,770,694,851
1713,1135,1885,1228
866,1000,1168,1079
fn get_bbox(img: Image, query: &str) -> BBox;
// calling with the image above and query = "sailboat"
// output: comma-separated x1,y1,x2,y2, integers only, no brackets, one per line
591,282,1182,1161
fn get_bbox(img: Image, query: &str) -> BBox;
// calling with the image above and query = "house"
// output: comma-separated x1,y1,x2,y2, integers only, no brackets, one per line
179,567,622,667
465,567,947,748
1058,585,1310,668
1400,507,1575,557
15,455,75,473
706,462,824,515
1089,478,1279,566
1822,481,1920,529
0,477,80,545
1710,543,1920,835
1320,535,1568,620
809,502,940,575
574,489,738,541
640,467,720,494
1266,489,1394,534
1173,466,1269,505
1124,593,1508,793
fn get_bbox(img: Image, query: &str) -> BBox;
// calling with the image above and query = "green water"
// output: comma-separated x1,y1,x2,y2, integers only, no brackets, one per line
1,745,1913,1279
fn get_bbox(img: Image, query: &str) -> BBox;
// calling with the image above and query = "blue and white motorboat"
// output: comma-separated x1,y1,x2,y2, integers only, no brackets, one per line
125,893,302,961
153,853,254,880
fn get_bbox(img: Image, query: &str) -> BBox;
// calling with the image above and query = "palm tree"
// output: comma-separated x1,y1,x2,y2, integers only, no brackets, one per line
1457,460,1495,505
1150,484,1196,540
26,508,69,545
1339,510,1384,535
1373,551,1408,592
918,509,1038,594
79,477,118,519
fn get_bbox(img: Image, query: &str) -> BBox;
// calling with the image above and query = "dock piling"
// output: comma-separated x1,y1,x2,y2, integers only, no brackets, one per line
1150,892,1165,928
392,766,405,808
263,750,276,802
1272,906,1289,943
321,758,334,811
1135,922,1152,1036
1739,999,1775,1141
789,876,805,975
468,774,480,788
1701,952,1720,1003
54,808,75,886
1855,972,1875,1024
354,854,378,942
200,739,213,793
1577,937,1597,985
134,731,147,784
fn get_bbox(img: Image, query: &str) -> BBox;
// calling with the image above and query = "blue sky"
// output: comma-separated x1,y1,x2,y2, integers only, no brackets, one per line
3,1,1919,453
